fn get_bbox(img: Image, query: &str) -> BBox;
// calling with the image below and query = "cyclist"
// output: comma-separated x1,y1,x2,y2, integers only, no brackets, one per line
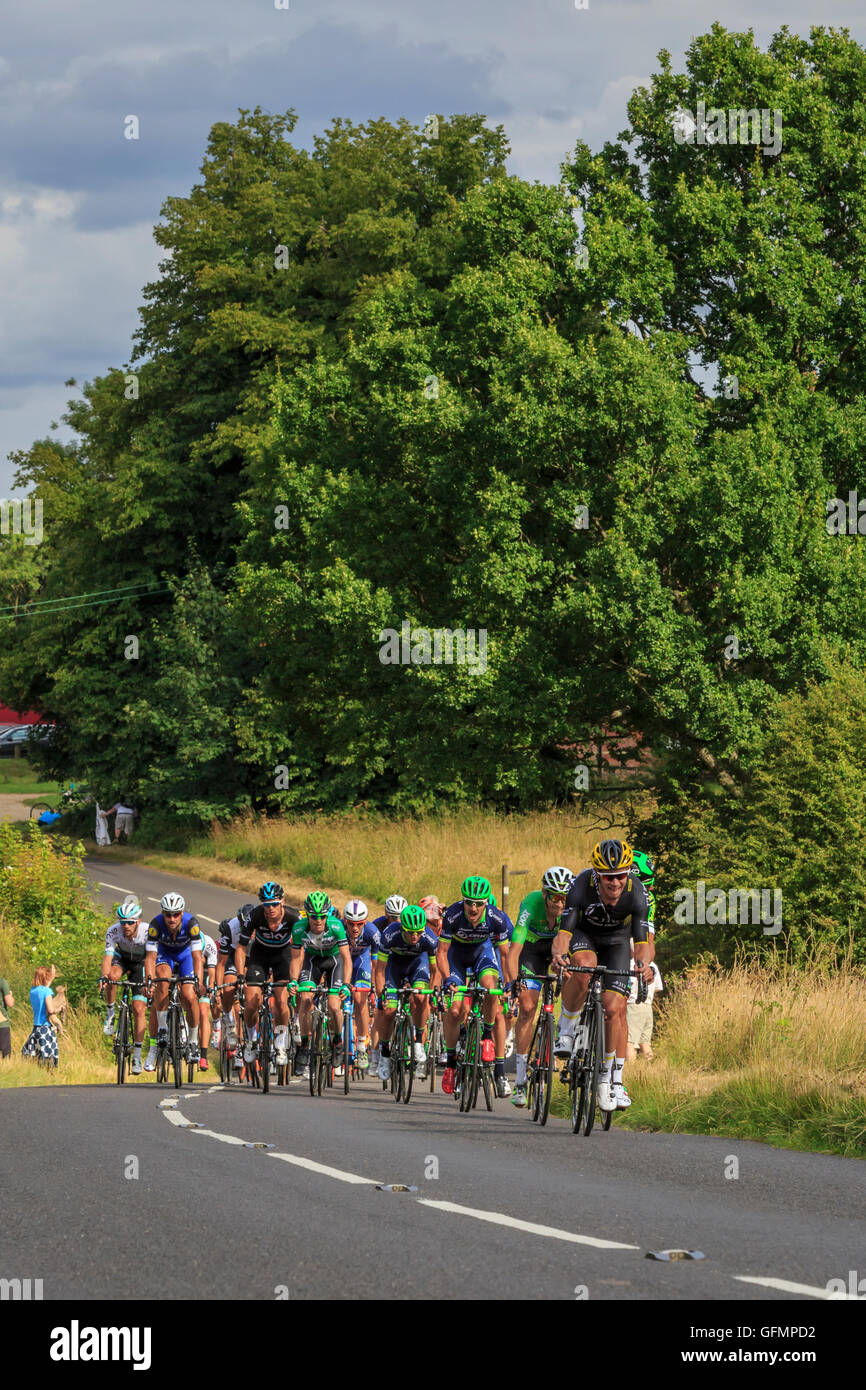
215,903,255,1064
235,883,300,1070
99,900,149,1075
289,891,352,1076
197,930,219,1070
342,899,380,1071
436,875,514,1098
145,892,204,1064
371,894,408,933
551,839,653,1111
372,903,439,1081
507,866,573,1107
631,850,657,960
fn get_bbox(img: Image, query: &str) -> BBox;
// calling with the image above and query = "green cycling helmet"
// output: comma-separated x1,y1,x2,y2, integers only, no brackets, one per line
304,890,332,918
461,874,492,902
400,904,427,934
631,850,655,885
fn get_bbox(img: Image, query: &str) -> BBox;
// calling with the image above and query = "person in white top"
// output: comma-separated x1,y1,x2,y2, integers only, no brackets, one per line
107,801,136,841
626,955,663,1061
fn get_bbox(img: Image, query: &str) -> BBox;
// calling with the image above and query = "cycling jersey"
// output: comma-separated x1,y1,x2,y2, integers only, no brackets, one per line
199,933,218,970
146,913,203,954
104,921,148,959
440,901,512,947
511,890,562,946
344,921,381,960
560,870,651,944
238,904,300,950
218,917,242,955
371,914,398,933
291,912,347,959
375,922,439,963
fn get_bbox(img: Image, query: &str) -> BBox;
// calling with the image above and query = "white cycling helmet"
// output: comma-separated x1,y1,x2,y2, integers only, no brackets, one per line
384,894,408,916
118,899,142,921
160,892,185,913
542,866,574,894
344,898,368,923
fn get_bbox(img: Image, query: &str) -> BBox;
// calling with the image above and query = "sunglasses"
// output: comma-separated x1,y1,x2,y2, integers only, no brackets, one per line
163,910,182,918
599,872,628,882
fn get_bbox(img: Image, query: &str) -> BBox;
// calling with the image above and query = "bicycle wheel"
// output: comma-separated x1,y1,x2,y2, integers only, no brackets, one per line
219,1027,231,1084
400,1017,414,1106
169,1009,183,1089
342,1012,352,1095
156,1038,168,1084
309,1013,321,1097
317,1017,328,1097
537,1010,555,1126
427,1015,440,1092
480,1063,493,1111
115,1003,129,1085
460,1018,479,1112
261,1007,272,1095
576,1001,602,1136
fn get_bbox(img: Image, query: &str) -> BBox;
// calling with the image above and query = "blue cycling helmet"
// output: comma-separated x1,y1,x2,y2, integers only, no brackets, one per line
258,881,284,903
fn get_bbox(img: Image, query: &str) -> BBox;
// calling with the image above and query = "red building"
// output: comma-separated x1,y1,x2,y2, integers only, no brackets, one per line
0,704,42,725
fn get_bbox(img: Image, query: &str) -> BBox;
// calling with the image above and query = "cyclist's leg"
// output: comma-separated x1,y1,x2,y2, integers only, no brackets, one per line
596,935,631,1104
558,929,596,1053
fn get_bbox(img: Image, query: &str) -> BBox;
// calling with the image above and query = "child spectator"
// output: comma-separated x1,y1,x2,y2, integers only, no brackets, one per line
21,964,62,1067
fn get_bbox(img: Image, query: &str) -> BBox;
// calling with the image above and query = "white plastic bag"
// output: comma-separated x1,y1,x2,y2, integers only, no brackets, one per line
95,803,111,847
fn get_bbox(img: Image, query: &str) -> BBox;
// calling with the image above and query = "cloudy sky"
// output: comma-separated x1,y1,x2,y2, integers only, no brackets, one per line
1,0,863,494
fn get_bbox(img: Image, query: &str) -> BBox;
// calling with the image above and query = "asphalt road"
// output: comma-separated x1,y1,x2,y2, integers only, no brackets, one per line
3,857,856,1303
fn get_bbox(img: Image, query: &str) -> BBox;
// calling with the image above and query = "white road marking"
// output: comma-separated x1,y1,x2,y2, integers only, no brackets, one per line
161,1094,848,1295
417,1199,639,1249
98,880,136,895
734,1275,864,1300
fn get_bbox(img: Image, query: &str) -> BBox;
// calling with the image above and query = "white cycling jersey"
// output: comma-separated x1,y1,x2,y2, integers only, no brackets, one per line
200,933,218,969
104,921,149,954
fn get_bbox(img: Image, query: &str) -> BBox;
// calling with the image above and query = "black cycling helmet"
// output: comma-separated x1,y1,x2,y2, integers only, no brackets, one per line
258,881,284,903
590,839,634,874
238,902,256,926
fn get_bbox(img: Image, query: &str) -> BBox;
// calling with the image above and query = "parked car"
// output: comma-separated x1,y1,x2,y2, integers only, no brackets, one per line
0,724,54,757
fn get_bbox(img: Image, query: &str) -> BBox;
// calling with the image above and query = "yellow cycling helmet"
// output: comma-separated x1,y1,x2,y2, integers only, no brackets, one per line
590,838,634,873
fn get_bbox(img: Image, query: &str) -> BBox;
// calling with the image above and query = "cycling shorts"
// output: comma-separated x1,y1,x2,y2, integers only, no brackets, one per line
445,939,501,989
383,954,431,997
298,953,347,993
111,949,146,992
517,940,554,991
154,943,197,976
245,942,292,986
351,949,373,990
568,924,631,997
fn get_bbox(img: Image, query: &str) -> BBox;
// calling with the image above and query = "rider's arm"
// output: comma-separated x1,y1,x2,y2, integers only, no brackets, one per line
372,950,387,999
216,953,226,989
630,882,653,978
339,943,352,978
288,945,303,983
145,930,158,983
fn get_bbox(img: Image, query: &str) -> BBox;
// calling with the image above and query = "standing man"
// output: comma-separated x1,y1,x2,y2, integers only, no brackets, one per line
107,798,136,843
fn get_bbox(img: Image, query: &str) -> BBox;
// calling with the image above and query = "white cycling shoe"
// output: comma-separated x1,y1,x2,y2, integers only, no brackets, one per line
144,1046,158,1072
275,1046,288,1066
597,1080,617,1111
378,1054,391,1081
554,1032,574,1058
243,1040,258,1063
613,1082,631,1109
413,1042,427,1065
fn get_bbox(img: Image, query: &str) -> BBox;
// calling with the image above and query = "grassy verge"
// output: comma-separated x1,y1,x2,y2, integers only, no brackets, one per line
127,801,648,908
550,952,866,1158
0,758,63,798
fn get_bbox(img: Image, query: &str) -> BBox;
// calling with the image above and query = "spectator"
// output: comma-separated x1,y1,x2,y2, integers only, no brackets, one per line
0,974,14,1059
107,799,136,843
626,954,663,1062
21,964,62,1067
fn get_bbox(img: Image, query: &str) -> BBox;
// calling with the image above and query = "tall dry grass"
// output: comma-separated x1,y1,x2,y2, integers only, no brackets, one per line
191,802,648,905
550,945,866,1156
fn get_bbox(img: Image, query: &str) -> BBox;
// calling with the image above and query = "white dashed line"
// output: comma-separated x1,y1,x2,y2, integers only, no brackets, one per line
734,1275,863,1300
98,881,136,895
416,1199,638,1249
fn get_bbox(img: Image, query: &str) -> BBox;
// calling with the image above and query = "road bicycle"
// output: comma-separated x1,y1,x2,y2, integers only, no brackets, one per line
449,974,504,1113
562,964,647,1136
218,978,246,1085
153,973,197,1087
425,992,445,1093
99,975,142,1085
307,980,335,1097
523,972,559,1126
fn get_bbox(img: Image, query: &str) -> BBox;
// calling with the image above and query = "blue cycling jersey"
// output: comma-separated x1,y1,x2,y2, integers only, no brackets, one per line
343,920,381,960
146,912,202,953
440,901,512,948
376,921,439,962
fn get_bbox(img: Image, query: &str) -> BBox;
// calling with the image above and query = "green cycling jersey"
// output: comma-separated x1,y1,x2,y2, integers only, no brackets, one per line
511,890,563,946
291,911,347,959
